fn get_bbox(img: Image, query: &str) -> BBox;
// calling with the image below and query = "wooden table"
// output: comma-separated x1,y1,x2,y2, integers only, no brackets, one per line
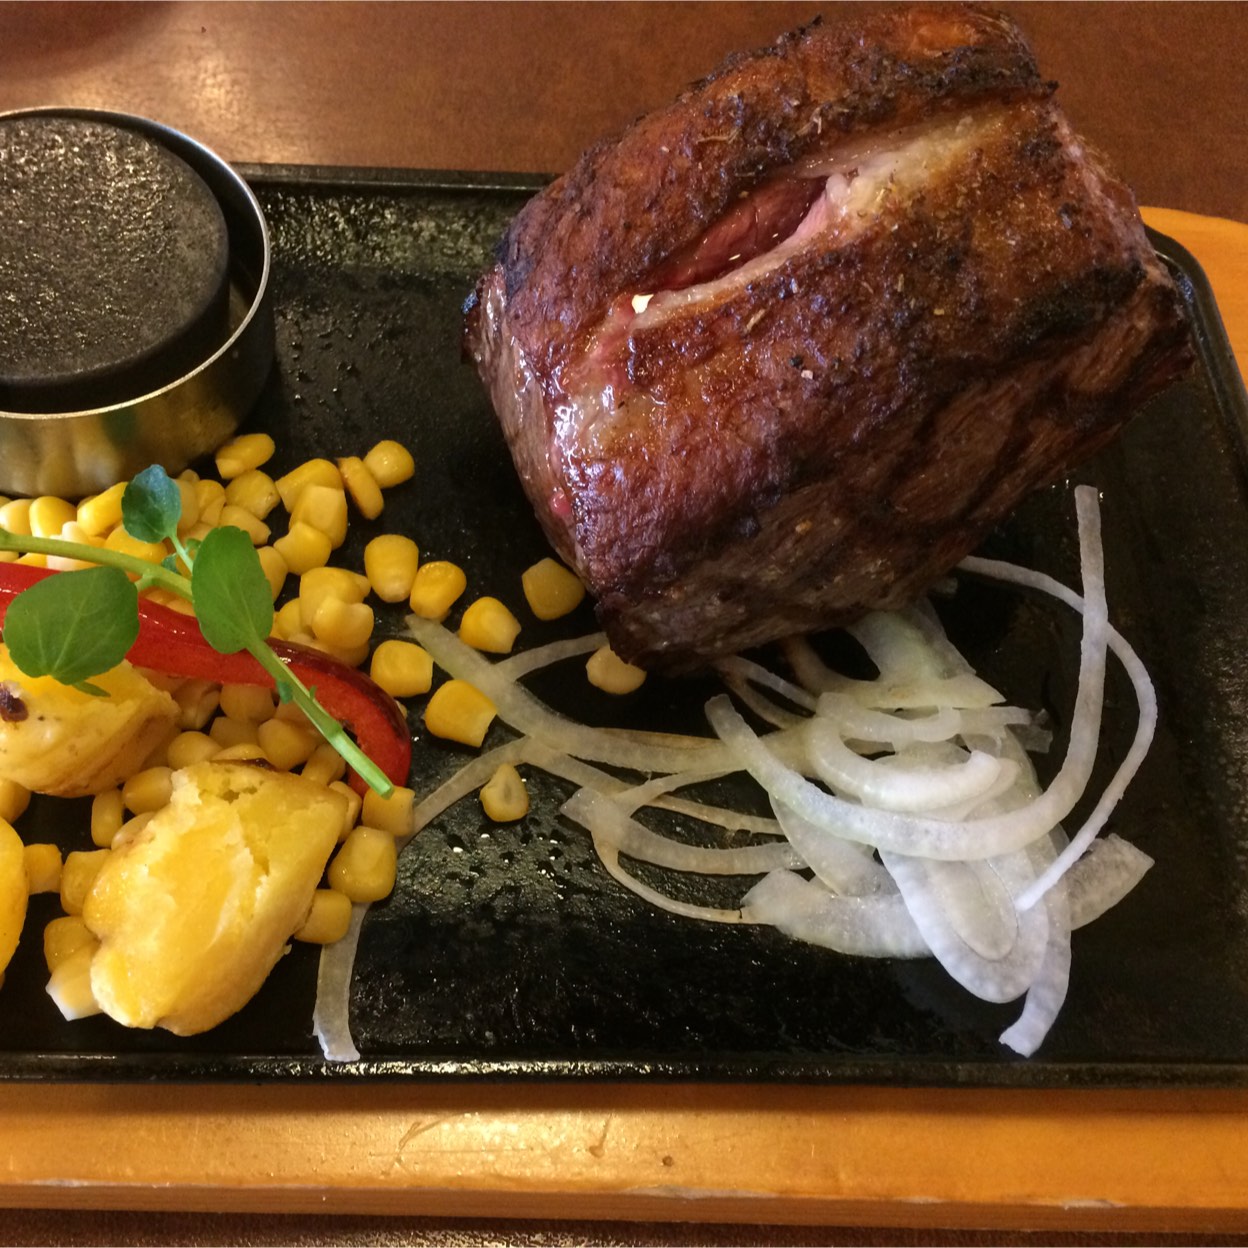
1,4,1247,1241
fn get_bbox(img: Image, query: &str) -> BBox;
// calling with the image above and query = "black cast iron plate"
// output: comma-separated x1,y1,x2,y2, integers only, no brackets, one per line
2,168,1247,1086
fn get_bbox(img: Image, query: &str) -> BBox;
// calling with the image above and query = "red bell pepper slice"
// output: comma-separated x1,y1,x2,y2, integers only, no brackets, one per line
0,563,411,793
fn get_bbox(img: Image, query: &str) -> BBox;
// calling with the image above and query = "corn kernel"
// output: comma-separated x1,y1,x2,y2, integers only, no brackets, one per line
302,742,347,787
122,766,174,814
338,456,384,520
46,521,100,571
14,553,47,569
90,789,126,847
209,717,260,750
328,780,363,841
211,743,271,764
298,566,369,630
480,764,529,822
256,545,288,602
311,595,375,650
424,679,496,748
113,810,156,849
46,943,103,1020
306,637,371,669
215,431,276,479
173,679,220,729
44,915,95,971
361,784,415,837
219,503,271,547
276,458,342,511
0,778,30,824
28,495,75,539
76,482,126,537
23,843,62,894
60,849,110,915
166,730,220,770
408,560,467,621
195,478,227,526
272,598,304,641
174,477,202,534
293,888,353,944
364,534,419,603
459,596,521,654
224,468,280,519
257,716,320,771
369,639,433,698
273,522,332,574
329,826,397,902
0,498,32,536
291,483,348,549
104,526,167,566
363,439,415,488
219,683,276,723
521,557,587,621
586,645,647,695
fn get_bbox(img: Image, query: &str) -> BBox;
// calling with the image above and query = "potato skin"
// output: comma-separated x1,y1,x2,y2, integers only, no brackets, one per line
84,762,347,1036
0,645,178,797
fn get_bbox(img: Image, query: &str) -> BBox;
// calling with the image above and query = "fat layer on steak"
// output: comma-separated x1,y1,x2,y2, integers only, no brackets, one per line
465,3,1191,670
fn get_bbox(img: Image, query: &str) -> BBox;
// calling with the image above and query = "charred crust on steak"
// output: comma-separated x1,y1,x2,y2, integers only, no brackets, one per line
467,3,1193,670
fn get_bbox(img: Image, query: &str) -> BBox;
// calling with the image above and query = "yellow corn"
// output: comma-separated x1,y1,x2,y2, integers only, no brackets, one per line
257,544,288,601
272,598,304,641
0,778,30,824
480,763,529,822
361,784,415,837
14,553,47,569
301,742,347,787
338,456,384,520
0,498,32,536
521,557,587,621
46,942,103,1020
363,534,419,603
166,730,220,770
328,826,397,902
257,716,320,771
219,503,271,547
23,843,62,894
293,888,353,944
274,522,332,575
369,639,433,698
195,478,227,526
122,766,174,814
311,595,375,650
219,683,276,723
208,717,260,749
363,439,415,488
275,458,342,511
224,468,280,519
28,495,75,539
173,680,221,730
174,478,201,534
44,915,95,971
291,483,349,548
90,789,127,848
408,560,467,621
113,810,156,850
586,645,647,694
424,679,496,747
298,566,369,630
328,780,363,841
215,431,276,479
459,596,521,654
211,743,271,764
76,482,127,537
104,526,167,566
60,849,110,915
46,521,100,571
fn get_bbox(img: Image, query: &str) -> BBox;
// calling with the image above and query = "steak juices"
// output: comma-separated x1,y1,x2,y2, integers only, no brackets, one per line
465,4,1190,670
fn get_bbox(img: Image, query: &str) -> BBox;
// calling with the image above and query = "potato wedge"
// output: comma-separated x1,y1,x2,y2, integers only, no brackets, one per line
83,762,347,1035
0,645,178,797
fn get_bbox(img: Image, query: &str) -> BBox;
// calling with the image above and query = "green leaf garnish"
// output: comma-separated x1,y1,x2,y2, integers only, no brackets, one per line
191,526,275,654
122,465,183,544
4,566,139,695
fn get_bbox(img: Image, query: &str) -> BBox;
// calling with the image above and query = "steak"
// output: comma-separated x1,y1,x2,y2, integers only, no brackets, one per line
465,4,1191,670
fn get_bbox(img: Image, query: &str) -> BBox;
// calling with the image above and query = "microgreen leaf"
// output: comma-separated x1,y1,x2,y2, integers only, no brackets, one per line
191,525,275,654
122,464,182,544
4,566,139,695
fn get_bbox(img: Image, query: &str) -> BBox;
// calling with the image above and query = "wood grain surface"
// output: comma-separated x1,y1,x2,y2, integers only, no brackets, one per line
1,4,1247,1244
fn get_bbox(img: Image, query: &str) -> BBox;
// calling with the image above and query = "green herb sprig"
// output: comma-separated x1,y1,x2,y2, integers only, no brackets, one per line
0,466,393,796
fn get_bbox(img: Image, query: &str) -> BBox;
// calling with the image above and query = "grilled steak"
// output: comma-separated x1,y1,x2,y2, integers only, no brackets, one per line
465,4,1191,670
